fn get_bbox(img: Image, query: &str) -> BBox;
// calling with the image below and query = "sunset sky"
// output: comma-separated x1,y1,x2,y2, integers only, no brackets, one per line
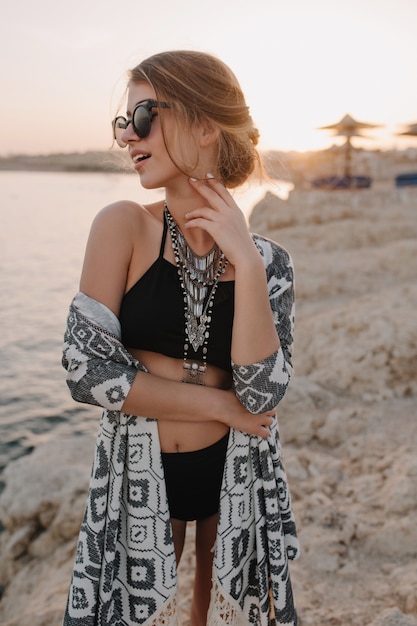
1,0,417,155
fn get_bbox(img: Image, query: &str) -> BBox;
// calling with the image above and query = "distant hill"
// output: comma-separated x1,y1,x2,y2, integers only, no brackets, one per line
0,151,132,173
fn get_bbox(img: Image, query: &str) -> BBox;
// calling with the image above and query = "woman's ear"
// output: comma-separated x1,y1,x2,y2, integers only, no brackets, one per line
198,121,220,147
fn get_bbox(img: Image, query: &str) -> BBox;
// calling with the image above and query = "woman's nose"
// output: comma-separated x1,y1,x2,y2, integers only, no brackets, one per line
122,120,139,144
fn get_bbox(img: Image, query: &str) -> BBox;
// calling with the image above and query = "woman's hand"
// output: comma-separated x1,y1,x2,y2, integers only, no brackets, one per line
186,175,260,268
220,388,275,438
187,174,280,367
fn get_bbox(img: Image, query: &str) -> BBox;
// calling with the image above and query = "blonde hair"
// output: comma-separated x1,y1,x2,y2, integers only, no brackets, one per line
129,50,262,188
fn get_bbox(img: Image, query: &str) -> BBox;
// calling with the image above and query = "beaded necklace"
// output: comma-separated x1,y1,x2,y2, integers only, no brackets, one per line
164,204,228,385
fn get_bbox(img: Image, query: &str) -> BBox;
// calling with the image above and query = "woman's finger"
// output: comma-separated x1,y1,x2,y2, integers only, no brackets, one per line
189,175,238,210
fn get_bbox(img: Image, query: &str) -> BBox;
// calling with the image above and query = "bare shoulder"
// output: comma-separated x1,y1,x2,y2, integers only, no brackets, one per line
91,199,157,230
87,199,165,250
80,200,163,314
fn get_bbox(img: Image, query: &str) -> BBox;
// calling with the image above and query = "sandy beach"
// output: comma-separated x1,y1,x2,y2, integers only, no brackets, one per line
0,180,416,625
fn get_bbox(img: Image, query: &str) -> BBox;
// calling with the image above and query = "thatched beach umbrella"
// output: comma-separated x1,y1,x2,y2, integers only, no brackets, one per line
318,113,381,178
396,122,417,187
397,122,417,137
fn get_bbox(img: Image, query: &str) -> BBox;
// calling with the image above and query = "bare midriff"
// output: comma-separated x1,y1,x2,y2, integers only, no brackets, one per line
130,348,232,453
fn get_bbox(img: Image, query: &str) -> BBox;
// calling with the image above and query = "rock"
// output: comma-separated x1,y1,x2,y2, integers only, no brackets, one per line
0,434,94,623
383,456,417,515
4,522,38,560
295,284,417,400
389,563,417,615
366,607,417,626
316,407,366,446
362,516,417,559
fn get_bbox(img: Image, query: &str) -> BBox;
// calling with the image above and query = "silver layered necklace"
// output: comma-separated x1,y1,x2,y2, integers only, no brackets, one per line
164,203,228,384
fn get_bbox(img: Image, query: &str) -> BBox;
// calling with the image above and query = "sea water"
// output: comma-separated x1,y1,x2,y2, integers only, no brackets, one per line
0,170,291,488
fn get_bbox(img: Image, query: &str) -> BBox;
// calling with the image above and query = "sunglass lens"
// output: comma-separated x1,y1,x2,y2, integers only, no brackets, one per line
133,105,152,139
113,117,127,148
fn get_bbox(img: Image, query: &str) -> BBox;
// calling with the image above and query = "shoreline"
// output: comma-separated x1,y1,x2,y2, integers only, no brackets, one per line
1,147,416,185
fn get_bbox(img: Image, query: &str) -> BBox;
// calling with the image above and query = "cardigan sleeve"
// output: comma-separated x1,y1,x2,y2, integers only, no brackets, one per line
62,293,146,411
231,235,295,414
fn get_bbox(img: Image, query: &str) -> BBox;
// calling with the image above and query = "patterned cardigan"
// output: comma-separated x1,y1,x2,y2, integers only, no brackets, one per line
61,234,300,626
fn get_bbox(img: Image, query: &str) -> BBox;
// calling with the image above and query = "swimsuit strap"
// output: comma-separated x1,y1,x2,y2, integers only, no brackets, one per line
159,214,169,258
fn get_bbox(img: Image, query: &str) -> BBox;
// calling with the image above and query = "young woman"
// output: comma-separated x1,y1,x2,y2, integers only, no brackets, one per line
62,50,299,626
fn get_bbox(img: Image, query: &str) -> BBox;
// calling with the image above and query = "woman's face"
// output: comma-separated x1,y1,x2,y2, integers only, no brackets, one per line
122,82,206,189
121,81,185,189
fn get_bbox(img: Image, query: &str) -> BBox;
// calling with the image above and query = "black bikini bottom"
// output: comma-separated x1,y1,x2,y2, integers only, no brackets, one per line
160,433,229,521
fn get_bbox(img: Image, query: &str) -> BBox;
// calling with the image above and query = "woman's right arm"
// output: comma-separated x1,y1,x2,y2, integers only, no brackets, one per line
123,373,273,437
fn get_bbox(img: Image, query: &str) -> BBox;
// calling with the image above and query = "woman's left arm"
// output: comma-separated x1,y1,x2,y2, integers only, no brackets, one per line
186,177,295,414
231,235,294,413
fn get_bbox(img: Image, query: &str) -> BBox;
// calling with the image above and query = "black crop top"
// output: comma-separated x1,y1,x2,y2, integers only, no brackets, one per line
119,217,235,373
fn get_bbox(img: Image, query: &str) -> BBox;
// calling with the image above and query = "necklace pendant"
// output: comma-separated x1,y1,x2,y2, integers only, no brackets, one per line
186,318,206,351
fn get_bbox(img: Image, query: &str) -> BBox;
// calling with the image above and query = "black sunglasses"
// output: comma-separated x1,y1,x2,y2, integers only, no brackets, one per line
112,99,170,147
